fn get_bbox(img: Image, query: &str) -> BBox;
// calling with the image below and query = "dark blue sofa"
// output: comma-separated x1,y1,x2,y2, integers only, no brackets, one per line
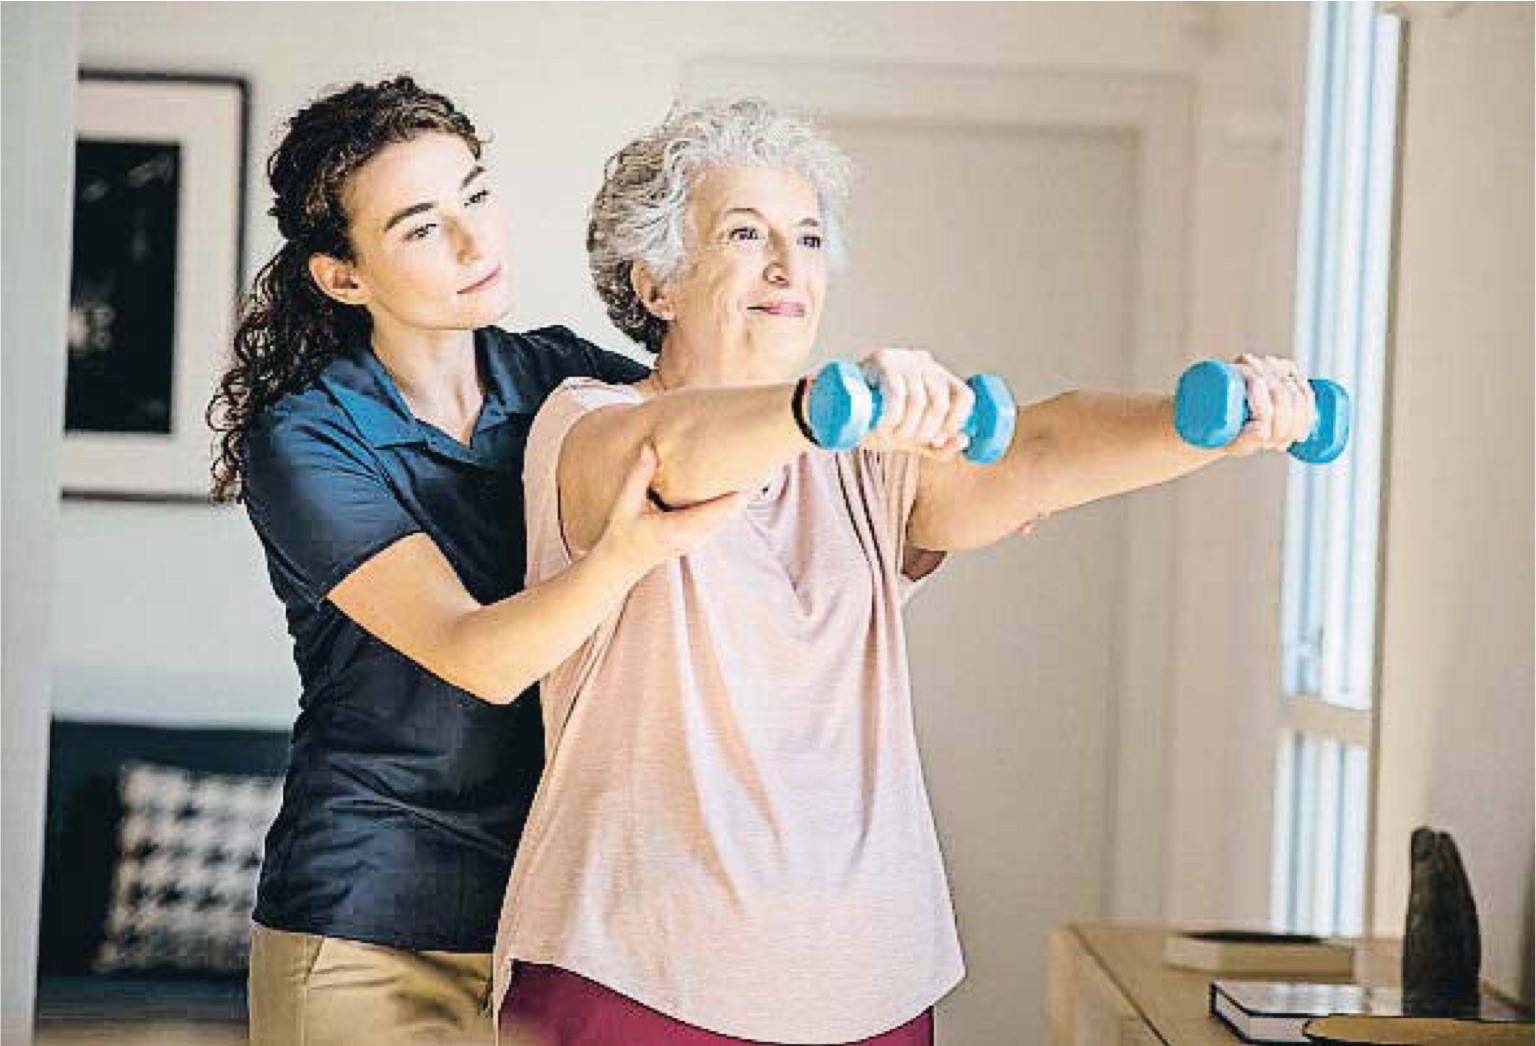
36,717,289,1029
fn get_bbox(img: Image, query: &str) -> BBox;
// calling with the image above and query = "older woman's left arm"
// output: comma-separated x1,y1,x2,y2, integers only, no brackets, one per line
908,390,1225,551
909,353,1315,552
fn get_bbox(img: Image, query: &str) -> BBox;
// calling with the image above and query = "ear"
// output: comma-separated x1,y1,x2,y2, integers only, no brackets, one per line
308,253,369,307
630,262,675,323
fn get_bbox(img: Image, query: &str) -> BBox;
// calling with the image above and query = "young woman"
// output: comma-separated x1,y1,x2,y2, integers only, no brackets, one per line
208,77,740,1046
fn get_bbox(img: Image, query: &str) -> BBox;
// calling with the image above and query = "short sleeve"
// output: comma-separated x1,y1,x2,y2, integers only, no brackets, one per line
852,448,947,606
588,344,650,385
527,324,649,387
522,377,644,587
243,405,422,609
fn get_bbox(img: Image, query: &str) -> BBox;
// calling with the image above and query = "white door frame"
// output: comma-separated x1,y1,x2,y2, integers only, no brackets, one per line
681,58,1195,921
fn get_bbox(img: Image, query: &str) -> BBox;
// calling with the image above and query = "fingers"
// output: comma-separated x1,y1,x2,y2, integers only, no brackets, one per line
1235,354,1274,445
1289,361,1318,442
908,370,941,443
1267,356,1299,444
1231,353,1317,454
612,442,661,515
939,375,974,451
888,358,927,441
1261,355,1312,446
859,347,971,452
649,489,745,555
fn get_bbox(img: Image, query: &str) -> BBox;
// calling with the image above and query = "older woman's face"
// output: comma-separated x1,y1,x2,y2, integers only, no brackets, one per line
660,165,827,378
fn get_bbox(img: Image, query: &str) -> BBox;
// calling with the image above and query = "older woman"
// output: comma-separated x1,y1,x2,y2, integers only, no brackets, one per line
492,99,1316,1045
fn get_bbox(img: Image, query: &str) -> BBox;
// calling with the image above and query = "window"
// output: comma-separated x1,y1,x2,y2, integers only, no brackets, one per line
1271,0,1402,938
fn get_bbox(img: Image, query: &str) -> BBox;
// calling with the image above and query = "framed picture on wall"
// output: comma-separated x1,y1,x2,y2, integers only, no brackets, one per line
63,71,248,502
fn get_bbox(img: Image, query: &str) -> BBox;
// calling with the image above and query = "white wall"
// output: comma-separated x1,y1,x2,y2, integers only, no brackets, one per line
65,0,1319,865
48,0,1536,1008
67,1,1208,730
1157,2,1315,930
55,3,1362,1040
1370,1,1534,1004
3,6,79,1043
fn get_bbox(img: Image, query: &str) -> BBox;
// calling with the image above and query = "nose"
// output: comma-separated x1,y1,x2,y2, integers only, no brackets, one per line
452,215,489,264
764,235,797,287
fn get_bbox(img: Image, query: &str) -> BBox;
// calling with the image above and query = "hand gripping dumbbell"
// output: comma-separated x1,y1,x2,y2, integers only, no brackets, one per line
1174,359,1351,465
804,360,1017,464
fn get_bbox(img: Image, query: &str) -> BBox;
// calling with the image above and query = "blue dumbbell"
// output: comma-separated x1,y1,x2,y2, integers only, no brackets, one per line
805,360,1017,464
1174,359,1350,464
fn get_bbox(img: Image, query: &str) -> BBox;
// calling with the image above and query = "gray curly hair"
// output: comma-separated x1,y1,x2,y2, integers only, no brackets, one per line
587,98,852,355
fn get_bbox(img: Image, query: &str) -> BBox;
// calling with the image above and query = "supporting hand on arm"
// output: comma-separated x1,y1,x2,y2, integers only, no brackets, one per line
327,445,742,705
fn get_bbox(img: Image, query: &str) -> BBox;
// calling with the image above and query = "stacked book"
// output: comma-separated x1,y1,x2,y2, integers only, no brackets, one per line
1164,929,1532,1044
1209,981,1531,1044
1163,930,1355,977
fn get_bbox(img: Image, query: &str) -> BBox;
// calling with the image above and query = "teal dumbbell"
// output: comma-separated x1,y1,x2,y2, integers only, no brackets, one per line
1174,359,1350,464
805,360,1017,464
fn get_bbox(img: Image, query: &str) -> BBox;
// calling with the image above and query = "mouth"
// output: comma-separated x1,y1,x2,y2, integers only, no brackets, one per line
458,265,503,295
749,301,807,318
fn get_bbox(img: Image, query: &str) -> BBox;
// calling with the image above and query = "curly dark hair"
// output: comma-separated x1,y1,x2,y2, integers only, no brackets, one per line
207,75,483,503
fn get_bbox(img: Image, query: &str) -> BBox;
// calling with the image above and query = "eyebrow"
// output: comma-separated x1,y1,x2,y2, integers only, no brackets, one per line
381,165,487,234
719,207,821,229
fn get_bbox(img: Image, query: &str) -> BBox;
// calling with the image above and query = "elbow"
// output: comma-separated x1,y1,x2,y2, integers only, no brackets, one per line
636,409,696,507
643,429,730,509
436,613,538,707
475,681,534,707
453,668,537,708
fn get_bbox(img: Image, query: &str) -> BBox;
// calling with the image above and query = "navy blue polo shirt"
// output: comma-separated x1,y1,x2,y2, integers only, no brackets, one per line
242,324,647,952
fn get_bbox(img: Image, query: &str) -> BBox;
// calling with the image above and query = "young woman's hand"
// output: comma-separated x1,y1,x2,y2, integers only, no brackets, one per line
590,444,745,577
1224,353,1319,458
855,348,975,461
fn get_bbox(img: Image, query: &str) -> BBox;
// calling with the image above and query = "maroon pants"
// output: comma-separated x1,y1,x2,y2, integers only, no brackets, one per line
500,964,934,1046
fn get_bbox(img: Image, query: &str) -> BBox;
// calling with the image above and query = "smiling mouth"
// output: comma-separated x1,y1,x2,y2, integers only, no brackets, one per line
459,266,502,295
750,303,806,318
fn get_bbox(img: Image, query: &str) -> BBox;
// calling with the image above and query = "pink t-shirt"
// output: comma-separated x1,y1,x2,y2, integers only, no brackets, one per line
492,378,964,1044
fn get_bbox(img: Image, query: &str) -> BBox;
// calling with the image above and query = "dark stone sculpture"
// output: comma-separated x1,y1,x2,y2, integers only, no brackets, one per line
1401,826,1482,1016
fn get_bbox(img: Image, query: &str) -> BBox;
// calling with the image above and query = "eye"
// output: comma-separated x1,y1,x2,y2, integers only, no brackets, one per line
405,223,437,242
728,226,762,243
466,187,491,206
800,233,823,249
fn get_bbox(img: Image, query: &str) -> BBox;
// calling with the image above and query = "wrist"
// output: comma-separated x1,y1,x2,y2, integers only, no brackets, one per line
790,375,820,448
580,534,652,590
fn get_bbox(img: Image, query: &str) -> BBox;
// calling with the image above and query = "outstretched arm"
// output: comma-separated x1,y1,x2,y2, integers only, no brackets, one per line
559,350,973,554
909,354,1317,551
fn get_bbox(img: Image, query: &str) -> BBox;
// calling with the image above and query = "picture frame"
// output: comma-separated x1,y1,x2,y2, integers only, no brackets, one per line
63,71,248,502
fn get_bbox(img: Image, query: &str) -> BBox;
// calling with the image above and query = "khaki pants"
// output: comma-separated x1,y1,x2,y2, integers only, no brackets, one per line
249,923,496,1046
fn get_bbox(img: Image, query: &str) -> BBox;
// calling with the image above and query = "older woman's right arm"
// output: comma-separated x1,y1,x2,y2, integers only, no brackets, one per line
559,352,977,554
558,382,812,553
559,347,976,549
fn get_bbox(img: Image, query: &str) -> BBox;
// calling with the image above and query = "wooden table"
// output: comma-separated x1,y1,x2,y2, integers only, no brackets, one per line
1048,923,1402,1046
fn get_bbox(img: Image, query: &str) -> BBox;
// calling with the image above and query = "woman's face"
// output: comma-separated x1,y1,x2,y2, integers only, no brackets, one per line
322,132,512,333
654,165,828,381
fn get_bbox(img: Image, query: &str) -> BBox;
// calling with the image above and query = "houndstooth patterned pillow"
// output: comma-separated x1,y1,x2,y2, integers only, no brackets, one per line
93,761,283,974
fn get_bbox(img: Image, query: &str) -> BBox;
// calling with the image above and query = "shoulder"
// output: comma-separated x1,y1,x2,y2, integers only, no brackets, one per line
531,376,644,437
247,383,361,455
485,324,649,403
243,384,376,496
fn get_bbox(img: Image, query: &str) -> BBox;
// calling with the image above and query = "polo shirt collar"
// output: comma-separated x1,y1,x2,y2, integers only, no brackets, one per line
318,328,522,450
472,327,528,430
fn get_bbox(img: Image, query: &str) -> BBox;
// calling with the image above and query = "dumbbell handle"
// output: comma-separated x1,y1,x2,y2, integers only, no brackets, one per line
1174,359,1351,464
804,361,1017,464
